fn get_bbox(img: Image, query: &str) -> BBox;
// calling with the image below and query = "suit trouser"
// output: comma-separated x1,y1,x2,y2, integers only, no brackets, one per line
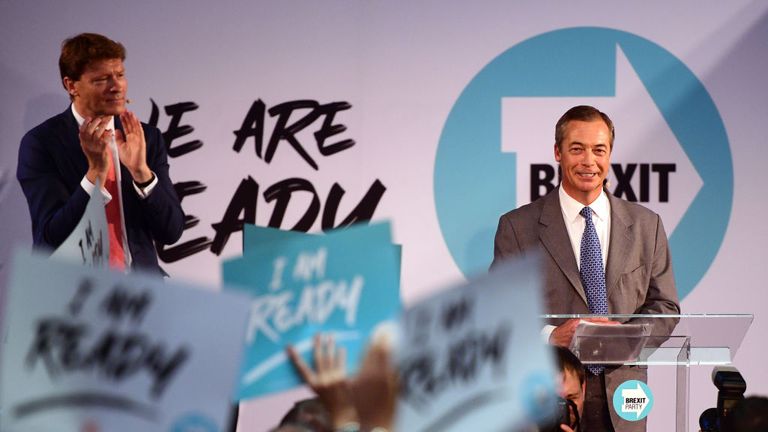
583,372,614,432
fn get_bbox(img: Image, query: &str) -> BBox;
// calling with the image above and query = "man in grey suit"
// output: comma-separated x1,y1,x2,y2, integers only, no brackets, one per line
492,105,679,431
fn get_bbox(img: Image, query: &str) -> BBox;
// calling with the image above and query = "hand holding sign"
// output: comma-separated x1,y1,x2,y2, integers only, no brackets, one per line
347,331,398,432
287,334,358,428
289,330,398,432
224,222,401,399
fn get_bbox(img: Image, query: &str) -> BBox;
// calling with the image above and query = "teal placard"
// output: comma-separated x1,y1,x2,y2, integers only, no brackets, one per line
224,222,401,400
242,224,313,251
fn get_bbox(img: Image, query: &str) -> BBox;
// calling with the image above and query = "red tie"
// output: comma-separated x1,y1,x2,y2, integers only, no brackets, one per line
105,153,126,270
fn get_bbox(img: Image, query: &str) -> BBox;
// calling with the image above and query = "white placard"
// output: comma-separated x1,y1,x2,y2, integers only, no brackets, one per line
396,254,557,431
50,179,109,268
1,252,251,432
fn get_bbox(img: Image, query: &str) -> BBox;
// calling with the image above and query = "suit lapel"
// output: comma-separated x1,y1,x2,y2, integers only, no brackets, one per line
538,191,588,305
605,193,633,310
113,115,131,188
60,108,90,177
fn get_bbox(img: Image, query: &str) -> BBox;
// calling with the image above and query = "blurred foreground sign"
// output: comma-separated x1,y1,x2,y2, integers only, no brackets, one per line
223,222,401,400
396,254,557,431
50,179,108,267
0,252,250,432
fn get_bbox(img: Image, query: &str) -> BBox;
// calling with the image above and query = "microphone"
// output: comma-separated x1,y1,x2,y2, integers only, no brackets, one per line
125,98,132,104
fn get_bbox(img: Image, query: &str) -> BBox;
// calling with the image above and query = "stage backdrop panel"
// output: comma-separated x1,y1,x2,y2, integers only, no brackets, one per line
1,1,767,430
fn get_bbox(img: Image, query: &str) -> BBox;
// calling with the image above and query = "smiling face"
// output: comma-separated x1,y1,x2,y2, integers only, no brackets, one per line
64,58,127,118
555,119,612,205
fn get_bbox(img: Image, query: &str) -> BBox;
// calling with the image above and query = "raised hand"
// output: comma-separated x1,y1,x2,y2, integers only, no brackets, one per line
116,111,152,183
79,116,112,184
347,331,398,431
287,334,358,428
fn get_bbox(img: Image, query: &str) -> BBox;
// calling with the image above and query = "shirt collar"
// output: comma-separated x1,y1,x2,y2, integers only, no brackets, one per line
558,185,610,223
71,104,115,130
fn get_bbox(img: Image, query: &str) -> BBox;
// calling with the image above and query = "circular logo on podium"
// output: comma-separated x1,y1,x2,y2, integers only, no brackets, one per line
612,379,654,421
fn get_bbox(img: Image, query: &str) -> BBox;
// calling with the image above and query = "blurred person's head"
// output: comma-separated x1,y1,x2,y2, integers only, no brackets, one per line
555,346,586,429
722,396,768,432
279,398,332,432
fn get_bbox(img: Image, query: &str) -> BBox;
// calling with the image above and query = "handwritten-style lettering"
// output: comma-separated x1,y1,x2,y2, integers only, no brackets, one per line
399,325,512,408
245,276,364,344
25,318,189,398
147,98,386,262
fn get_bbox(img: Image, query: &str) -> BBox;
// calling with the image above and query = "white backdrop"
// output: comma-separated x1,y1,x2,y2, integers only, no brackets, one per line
1,1,766,430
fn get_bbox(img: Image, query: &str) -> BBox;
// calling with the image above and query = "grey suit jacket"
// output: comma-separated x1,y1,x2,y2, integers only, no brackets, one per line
491,187,680,431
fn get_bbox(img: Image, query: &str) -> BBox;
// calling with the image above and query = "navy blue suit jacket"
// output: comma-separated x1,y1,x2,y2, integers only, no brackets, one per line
17,107,184,275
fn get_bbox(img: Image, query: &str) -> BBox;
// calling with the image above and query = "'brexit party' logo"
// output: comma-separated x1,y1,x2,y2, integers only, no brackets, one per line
434,27,732,299
612,380,654,421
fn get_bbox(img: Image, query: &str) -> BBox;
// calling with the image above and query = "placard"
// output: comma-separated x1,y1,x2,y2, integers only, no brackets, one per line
243,224,312,251
0,252,251,432
396,254,557,431
223,222,401,400
50,179,108,267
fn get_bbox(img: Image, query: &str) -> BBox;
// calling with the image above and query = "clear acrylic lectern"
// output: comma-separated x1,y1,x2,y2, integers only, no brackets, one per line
543,314,753,432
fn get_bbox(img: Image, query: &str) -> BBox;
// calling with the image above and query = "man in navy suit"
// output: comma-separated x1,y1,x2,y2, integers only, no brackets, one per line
17,33,184,276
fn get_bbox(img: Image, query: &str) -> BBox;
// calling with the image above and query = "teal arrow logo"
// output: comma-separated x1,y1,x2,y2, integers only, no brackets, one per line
434,27,732,300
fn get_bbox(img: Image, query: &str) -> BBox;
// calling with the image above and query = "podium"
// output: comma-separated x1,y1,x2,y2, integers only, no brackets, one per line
544,314,753,431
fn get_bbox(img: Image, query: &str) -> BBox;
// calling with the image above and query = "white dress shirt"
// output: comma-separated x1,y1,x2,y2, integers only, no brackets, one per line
558,185,611,270
71,105,160,270
542,186,612,341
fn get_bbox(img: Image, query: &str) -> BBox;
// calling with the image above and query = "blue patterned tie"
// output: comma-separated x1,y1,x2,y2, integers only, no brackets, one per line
580,206,608,375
